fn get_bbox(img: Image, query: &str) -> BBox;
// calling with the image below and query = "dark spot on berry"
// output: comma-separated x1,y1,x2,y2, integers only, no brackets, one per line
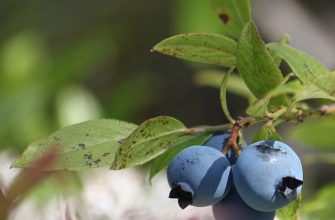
78,143,86,149
102,152,110,157
256,143,282,154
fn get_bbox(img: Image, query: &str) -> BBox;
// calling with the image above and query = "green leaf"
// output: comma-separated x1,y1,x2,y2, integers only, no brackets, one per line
268,34,291,67
267,43,329,83
276,194,301,220
210,0,251,39
220,71,235,123
291,115,335,150
152,33,237,67
293,84,335,103
253,123,282,142
13,119,137,170
111,116,190,169
237,21,284,105
313,71,335,95
246,80,299,117
149,133,211,182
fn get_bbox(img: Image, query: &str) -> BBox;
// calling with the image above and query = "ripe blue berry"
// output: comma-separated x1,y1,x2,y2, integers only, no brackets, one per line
212,186,275,220
204,132,243,164
232,140,303,212
167,145,232,209
204,133,230,152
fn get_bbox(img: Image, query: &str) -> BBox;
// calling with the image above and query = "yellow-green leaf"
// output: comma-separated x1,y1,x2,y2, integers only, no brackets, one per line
237,21,285,106
210,0,251,39
13,119,137,170
152,33,237,67
111,116,190,169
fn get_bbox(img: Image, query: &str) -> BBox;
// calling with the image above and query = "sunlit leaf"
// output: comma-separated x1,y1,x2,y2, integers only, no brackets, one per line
293,84,335,103
246,81,299,117
237,21,285,106
313,71,335,95
210,0,251,39
267,43,329,83
111,116,191,169
149,133,211,182
13,119,137,170
152,33,236,67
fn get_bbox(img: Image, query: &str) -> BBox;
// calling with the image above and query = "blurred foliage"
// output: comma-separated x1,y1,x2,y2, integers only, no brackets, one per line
303,184,335,220
0,0,335,219
291,115,335,150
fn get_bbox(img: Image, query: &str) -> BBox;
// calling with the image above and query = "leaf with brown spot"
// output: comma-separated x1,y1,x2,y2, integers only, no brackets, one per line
211,0,251,39
111,116,190,169
13,119,137,170
152,33,237,67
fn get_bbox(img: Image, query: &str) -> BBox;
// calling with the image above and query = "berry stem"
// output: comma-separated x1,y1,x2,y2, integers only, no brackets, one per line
222,117,255,156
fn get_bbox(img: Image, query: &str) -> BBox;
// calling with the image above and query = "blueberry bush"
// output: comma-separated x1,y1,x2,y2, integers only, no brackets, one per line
3,0,335,219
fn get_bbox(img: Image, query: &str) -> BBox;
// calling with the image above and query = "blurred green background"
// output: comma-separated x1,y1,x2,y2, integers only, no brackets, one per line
1,0,335,219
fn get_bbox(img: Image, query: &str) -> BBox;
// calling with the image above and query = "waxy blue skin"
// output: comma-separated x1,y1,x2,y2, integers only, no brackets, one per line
212,185,275,220
167,145,232,207
204,132,244,164
233,141,303,212
204,133,230,152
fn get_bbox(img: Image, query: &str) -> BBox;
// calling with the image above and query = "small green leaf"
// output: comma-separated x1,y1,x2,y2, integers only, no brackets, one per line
149,133,211,182
246,80,299,117
276,194,301,220
291,115,335,150
220,71,235,123
253,123,282,142
313,71,335,95
13,119,137,170
152,33,237,67
210,0,251,39
267,43,329,83
268,34,291,67
293,84,335,103
237,21,284,105
111,116,190,169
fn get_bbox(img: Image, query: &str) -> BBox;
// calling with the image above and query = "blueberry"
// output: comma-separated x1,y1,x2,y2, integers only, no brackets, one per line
204,132,244,164
212,185,275,220
232,141,303,211
167,145,232,209
204,133,231,152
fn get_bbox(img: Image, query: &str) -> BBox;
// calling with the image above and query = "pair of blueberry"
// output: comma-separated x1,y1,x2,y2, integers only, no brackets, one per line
167,133,303,220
